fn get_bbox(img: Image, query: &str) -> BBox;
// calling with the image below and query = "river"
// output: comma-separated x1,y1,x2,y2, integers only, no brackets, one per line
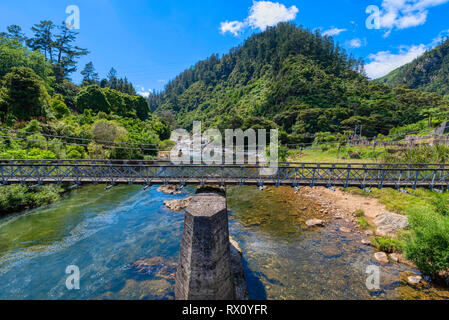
0,185,445,300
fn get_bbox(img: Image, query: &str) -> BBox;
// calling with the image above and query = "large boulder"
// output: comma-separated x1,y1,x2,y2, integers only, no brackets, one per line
374,212,408,237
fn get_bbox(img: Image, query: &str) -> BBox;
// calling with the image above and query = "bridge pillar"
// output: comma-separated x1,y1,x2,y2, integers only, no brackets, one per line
175,187,235,300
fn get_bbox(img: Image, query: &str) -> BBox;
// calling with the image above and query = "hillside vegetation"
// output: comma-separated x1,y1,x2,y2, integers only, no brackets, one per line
0,22,171,214
379,38,449,96
150,23,449,144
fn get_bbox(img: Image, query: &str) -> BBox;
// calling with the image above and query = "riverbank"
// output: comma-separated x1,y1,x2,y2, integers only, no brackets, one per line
298,186,449,299
0,184,68,216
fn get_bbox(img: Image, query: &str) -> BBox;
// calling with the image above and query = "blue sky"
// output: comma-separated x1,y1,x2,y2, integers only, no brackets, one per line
1,0,449,96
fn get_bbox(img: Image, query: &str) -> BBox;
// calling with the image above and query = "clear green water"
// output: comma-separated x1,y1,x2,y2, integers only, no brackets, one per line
0,185,437,300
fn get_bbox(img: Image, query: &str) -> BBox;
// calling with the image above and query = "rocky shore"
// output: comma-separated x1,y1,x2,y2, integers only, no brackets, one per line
298,186,449,298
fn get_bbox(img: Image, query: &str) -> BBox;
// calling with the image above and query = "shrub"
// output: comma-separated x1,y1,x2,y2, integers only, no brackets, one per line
404,210,449,276
51,99,70,119
66,145,86,159
371,236,404,253
30,185,64,206
358,216,370,230
159,139,176,150
354,209,364,217
0,185,29,211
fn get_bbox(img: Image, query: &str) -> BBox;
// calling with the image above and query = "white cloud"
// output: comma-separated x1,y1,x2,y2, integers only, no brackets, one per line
246,1,299,31
364,27,449,79
220,1,299,36
347,38,364,48
322,27,347,37
137,86,153,98
377,0,449,35
220,21,246,36
364,44,427,79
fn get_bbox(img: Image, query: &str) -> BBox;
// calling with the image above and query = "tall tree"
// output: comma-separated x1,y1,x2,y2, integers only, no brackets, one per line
2,67,48,121
81,62,99,85
106,67,118,89
0,25,27,47
27,21,55,62
52,22,89,82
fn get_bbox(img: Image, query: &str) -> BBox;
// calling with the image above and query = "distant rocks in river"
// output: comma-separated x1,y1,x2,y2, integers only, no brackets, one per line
158,185,182,195
305,219,325,227
164,197,192,212
131,257,177,280
374,252,389,264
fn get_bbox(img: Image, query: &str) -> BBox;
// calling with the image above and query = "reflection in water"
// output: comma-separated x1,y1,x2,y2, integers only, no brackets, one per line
0,185,446,300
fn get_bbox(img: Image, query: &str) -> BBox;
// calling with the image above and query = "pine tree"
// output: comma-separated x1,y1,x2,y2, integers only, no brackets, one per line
27,21,55,62
81,62,99,85
0,25,27,47
52,22,89,82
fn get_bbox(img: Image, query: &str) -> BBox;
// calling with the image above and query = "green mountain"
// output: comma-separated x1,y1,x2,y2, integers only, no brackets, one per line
378,38,449,96
150,23,448,143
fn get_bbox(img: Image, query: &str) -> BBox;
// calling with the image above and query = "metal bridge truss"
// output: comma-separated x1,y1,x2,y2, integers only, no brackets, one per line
0,160,448,190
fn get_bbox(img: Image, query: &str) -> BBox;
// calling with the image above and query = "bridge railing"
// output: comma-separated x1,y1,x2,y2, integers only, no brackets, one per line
0,160,448,189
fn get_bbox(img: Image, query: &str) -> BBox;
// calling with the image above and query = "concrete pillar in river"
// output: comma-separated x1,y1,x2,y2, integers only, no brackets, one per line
175,187,235,300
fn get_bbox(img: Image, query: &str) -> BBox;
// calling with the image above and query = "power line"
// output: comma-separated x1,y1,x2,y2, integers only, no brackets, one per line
0,127,161,147
0,134,171,152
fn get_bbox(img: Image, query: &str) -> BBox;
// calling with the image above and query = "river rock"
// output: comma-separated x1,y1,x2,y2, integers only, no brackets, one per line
361,239,371,246
158,185,182,195
389,253,401,263
374,212,408,237
407,275,423,286
374,252,389,264
131,257,177,280
339,227,352,233
306,219,325,227
164,197,192,212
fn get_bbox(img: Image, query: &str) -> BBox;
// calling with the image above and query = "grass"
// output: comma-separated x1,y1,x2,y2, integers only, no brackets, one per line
287,145,396,163
371,236,404,253
345,187,449,279
354,209,364,217
357,216,370,230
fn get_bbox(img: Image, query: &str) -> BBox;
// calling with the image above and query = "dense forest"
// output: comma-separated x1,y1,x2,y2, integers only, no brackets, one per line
0,20,174,213
379,38,449,96
0,21,171,162
150,23,449,143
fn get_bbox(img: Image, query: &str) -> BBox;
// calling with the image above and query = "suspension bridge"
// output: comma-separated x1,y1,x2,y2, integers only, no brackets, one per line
1,160,448,190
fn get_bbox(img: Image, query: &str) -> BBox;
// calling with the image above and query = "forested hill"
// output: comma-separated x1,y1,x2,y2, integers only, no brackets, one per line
378,38,449,96
150,23,448,143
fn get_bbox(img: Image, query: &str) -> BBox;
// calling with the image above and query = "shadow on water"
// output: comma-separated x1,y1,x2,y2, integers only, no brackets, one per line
241,256,267,300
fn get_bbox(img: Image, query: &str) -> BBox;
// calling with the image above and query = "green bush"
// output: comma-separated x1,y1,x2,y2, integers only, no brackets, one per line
0,184,64,213
404,210,449,276
371,236,404,253
30,185,64,206
51,99,70,119
358,216,370,230
0,185,29,211
354,209,364,217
